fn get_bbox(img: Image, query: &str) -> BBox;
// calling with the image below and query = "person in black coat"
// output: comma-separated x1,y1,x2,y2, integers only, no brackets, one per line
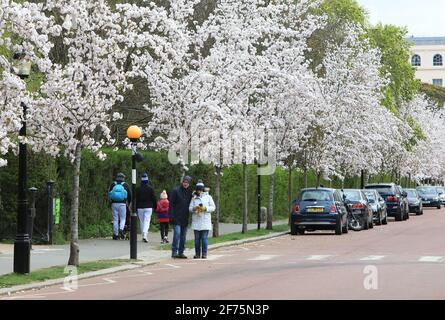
169,175,193,258
135,173,157,243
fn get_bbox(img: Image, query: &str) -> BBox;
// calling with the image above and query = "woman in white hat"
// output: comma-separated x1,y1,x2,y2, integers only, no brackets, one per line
189,181,215,259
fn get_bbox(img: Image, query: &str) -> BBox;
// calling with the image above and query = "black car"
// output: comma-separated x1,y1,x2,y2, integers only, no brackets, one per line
416,186,441,209
290,188,349,235
405,188,423,215
342,189,373,230
364,183,409,221
363,189,388,225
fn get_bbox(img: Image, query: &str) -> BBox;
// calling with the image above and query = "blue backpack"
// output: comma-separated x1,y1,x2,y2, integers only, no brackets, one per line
109,181,128,202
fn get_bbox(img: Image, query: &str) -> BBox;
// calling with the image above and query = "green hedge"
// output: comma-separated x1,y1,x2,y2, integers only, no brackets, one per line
0,149,409,241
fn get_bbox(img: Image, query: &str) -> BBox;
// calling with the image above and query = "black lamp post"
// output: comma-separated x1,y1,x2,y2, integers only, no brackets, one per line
127,126,142,260
255,158,261,231
12,52,32,274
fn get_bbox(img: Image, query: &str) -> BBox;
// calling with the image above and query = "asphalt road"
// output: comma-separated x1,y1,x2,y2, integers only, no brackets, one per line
3,208,445,300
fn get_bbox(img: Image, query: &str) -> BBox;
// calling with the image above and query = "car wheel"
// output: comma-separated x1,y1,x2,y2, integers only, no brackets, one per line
363,215,369,230
369,214,374,229
406,208,410,220
335,217,342,235
438,205,441,209
395,209,403,221
377,211,383,225
290,223,298,235
342,219,349,234
382,212,388,225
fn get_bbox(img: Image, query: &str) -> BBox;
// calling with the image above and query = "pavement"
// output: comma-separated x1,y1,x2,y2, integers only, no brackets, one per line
3,207,445,299
0,219,288,276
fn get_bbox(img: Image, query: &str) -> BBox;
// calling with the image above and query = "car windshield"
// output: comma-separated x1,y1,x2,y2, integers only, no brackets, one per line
364,192,376,202
300,190,333,202
417,187,437,195
343,190,362,201
366,185,393,194
406,190,418,198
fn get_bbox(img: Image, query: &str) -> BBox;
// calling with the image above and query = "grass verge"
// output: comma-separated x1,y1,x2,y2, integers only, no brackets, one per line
0,259,134,289
156,224,290,251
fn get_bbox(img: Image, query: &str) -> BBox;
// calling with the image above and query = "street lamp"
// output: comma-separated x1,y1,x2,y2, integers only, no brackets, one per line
12,52,32,274
127,125,142,260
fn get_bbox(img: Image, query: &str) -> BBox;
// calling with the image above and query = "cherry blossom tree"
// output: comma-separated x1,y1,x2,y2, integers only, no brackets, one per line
1,0,197,266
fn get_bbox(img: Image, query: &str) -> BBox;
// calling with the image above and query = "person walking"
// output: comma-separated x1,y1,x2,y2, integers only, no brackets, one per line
169,176,193,259
189,181,215,259
109,172,131,240
156,190,170,244
135,173,157,243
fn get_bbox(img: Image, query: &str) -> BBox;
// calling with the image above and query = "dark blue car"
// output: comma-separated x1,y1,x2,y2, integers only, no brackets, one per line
364,183,409,221
416,186,441,209
290,188,348,235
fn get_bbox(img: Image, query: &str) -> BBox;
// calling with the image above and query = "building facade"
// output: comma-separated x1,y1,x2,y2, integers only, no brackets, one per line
409,37,445,87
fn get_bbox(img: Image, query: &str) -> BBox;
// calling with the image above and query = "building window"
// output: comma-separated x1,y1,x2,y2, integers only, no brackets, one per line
433,54,443,66
433,79,443,87
411,54,421,66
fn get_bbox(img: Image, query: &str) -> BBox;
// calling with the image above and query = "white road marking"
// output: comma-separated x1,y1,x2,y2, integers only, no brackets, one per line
306,255,332,261
248,255,279,261
360,255,386,261
204,255,229,261
418,256,444,263
149,264,182,271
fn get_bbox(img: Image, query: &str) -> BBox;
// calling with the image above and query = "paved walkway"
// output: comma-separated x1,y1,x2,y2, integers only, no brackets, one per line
0,220,288,275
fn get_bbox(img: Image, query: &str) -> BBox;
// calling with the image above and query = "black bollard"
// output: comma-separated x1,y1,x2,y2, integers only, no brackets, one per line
28,187,38,250
47,181,55,244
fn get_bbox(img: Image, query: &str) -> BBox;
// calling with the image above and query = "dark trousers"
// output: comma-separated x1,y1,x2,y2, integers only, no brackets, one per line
160,222,169,239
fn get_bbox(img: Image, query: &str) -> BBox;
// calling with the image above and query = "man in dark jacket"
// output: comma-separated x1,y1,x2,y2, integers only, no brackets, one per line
109,173,132,240
170,175,193,258
135,173,157,243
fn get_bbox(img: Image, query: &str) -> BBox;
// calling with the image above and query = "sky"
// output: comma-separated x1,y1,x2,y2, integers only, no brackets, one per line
357,0,445,37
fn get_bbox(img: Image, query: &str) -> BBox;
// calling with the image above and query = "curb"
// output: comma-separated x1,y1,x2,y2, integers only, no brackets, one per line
0,230,289,297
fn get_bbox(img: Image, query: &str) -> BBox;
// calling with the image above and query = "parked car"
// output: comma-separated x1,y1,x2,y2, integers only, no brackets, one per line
397,185,410,220
416,186,441,209
290,188,348,235
364,183,409,221
405,188,423,215
342,189,373,230
435,186,445,205
363,189,388,225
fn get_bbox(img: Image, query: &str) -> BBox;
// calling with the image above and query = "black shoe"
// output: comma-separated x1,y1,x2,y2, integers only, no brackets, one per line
143,238,148,243
113,235,119,240
172,253,178,258
193,255,201,259
202,255,207,259
177,253,187,259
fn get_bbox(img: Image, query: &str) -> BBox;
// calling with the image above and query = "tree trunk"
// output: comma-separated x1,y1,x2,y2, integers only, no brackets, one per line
242,162,248,234
213,166,221,237
68,142,82,266
316,171,322,187
267,172,275,230
304,168,308,188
